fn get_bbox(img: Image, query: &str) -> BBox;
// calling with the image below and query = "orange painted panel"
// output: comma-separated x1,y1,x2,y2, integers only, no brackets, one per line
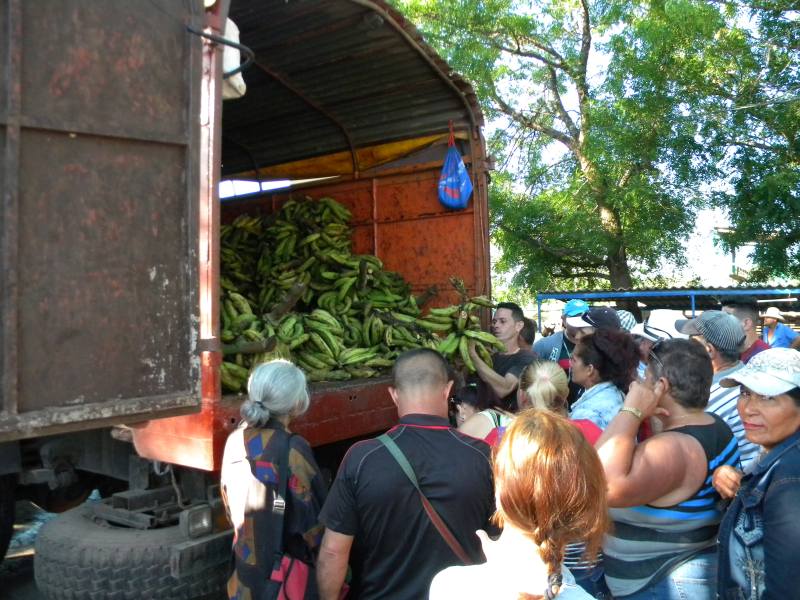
377,212,476,288
351,224,374,255
216,379,398,450
375,171,460,223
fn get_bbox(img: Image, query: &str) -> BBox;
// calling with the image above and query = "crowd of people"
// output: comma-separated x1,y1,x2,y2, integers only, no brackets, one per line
220,297,800,600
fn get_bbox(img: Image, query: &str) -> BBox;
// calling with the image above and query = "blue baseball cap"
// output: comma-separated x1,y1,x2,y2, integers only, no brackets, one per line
563,299,590,317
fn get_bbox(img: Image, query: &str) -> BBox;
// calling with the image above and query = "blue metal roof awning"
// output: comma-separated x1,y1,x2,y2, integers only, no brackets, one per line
535,286,800,330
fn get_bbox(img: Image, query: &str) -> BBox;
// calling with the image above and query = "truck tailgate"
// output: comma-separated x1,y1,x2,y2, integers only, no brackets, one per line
0,1,206,441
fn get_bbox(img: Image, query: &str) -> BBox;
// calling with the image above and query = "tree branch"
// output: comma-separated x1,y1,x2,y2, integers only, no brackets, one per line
618,161,653,188
524,157,574,193
553,270,611,280
576,0,592,136
499,224,605,267
547,66,580,139
492,91,576,151
618,168,635,189
579,0,591,74
726,138,791,154
492,40,565,71
514,30,567,64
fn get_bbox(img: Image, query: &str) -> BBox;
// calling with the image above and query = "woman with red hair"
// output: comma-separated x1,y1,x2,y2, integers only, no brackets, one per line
430,409,609,599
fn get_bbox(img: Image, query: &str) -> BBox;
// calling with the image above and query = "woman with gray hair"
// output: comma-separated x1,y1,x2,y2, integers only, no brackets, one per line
221,360,326,599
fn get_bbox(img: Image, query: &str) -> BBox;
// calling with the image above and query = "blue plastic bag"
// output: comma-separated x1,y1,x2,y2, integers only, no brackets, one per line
438,128,473,210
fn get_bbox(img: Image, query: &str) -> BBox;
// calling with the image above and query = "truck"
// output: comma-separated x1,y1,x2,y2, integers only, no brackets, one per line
0,1,490,597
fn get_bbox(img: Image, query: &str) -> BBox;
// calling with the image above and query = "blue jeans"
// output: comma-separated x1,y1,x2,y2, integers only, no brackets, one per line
573,564,612,599
617,550,717,600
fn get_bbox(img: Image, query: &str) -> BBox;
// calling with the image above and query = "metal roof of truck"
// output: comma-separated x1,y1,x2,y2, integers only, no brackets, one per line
222,0,483,178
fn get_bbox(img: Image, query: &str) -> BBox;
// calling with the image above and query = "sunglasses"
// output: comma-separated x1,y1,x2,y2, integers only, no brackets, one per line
648,339,666,372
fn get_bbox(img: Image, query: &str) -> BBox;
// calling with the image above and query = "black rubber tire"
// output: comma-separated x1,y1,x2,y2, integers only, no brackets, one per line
34,503,228,599
0,474,15,561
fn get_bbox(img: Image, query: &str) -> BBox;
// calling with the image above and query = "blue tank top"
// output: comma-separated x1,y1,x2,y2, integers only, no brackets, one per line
604,414,740,597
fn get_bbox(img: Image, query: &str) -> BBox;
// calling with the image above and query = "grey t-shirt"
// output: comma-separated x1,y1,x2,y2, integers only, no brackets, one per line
533,331,563,360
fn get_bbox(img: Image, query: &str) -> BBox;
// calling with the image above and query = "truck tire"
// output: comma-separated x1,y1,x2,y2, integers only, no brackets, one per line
34,504,228,599
0,474,15,561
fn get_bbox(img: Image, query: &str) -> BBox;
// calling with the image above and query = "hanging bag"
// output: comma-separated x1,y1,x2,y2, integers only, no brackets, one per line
437,121,473,210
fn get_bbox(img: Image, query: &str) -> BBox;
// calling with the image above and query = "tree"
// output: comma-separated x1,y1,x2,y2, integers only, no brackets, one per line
395,0,799,289
696,1,800,280
395,0,716,293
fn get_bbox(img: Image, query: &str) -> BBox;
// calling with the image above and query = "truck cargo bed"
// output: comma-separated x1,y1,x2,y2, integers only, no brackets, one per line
220,374,396,447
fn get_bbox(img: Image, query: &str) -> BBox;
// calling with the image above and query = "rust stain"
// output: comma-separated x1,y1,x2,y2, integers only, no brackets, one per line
82,208,99,226
63,164,90,175
49,46,95,98
113,34,146,72
107,278,125,299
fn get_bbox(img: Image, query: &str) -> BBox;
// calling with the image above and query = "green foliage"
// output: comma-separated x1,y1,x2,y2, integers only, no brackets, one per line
395,0,703,290
395,0,800,288
702,2,800,280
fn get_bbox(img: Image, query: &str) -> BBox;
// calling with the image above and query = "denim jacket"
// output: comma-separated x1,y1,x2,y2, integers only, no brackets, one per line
717,429,800,600
569,381,624,430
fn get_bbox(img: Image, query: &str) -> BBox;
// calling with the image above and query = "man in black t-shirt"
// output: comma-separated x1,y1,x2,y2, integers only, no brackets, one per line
316,349,495,600
468,302,536,410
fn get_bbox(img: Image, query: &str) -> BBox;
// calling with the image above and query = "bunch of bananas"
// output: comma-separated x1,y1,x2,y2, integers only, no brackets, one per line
220,215,263,300
421,295,506,373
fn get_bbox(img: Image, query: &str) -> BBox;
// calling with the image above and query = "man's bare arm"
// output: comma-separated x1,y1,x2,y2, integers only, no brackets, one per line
469,341,518,398
317,528,353,600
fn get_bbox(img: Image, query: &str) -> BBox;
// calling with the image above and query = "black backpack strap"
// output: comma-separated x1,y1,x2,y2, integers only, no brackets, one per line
269,430,293,569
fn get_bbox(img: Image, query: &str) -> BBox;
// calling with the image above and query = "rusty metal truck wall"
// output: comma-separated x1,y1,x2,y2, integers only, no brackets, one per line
0,1,205,440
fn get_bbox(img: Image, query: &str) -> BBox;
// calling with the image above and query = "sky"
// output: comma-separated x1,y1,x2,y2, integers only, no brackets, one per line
660,208,754,286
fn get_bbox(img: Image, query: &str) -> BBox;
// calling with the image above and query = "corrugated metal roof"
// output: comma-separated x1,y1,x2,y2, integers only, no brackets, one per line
537,286,800,312
222,0,483,177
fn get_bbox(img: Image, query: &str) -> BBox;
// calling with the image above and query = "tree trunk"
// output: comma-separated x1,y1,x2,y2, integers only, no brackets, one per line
607,252,633,289
581,152,642,320
607,250,642,320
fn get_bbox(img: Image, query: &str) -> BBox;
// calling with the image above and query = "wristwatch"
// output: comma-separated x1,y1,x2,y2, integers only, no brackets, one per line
619,406,644,420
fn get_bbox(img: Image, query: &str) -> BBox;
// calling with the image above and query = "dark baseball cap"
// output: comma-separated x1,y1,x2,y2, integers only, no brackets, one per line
565,307,621,331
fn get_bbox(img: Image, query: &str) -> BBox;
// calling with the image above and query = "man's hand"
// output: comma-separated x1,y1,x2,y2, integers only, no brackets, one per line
468,339,518,400
624,380,668,420
712,465,743,499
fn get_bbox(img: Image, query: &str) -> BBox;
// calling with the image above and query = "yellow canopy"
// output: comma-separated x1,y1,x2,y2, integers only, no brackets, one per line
228,132,468,180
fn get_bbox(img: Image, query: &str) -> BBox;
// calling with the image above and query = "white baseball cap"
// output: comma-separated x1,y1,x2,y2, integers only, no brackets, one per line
720,348,800,396
630,309,688,342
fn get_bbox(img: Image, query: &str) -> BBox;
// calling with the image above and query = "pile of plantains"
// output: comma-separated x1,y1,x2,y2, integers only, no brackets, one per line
219,196,502,392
